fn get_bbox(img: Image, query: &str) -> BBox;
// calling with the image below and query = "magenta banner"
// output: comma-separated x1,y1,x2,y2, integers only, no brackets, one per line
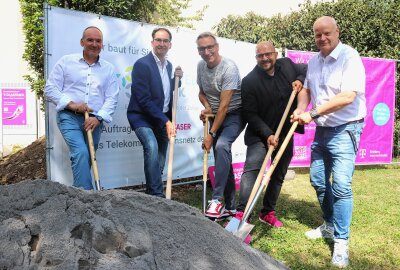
208,52,395,191
209,162,243,190
287,50,396,165
2,88,27,125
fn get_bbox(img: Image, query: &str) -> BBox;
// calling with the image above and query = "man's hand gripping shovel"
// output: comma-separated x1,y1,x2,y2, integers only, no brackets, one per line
225,89,299,241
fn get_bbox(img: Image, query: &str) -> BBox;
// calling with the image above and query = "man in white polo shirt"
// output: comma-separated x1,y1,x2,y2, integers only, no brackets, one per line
292,16,366,268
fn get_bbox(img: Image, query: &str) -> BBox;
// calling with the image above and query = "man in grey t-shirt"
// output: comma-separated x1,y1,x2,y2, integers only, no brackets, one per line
196,32,244,219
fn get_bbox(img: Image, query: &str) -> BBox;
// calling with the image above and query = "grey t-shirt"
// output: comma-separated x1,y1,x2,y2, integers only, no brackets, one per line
197,57,242,113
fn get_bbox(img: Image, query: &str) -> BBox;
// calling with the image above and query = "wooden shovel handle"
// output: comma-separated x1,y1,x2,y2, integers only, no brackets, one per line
202,114,214,214
166,76,181,199
261,122,298,189
202,114,214,183
85,111,101,190
243,90,297,216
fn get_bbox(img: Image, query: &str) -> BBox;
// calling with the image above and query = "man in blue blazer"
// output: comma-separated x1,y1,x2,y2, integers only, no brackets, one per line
127,27,182,197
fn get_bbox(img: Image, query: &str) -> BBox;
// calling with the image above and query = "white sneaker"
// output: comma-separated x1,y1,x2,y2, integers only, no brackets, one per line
305,221,334,239
205,199,224,218
215,208,237,221
332,239,349,268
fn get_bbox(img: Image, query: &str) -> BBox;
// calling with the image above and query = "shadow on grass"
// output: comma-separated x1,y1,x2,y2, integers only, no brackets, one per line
244,191,397,270
245,191,323,229
278,193,322,228
176,184,398,270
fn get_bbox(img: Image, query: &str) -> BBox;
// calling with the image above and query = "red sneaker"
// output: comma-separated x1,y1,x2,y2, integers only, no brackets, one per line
259,211,283,228
205,199,224,218
234,211,253,223
235,211,244,220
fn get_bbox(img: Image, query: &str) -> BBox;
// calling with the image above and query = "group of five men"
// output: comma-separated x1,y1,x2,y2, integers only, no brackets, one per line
45,15,366,268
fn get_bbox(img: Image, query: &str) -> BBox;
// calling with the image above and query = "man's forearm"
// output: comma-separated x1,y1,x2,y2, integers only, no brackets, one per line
199,91,211,109
315,91,356,116
296,88,311,111
209,90,234,133
210,105,228,133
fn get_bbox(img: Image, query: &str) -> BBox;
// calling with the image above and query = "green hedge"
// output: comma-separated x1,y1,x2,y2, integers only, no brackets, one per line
215,0,400,157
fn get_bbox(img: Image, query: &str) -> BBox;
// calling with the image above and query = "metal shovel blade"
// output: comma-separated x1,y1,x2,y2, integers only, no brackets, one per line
225,217,255,241
225,217,241,233
235,222,255,241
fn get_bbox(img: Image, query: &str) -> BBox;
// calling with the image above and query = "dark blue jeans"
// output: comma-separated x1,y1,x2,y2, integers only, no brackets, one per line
57,110,102,190
134,126,168,197
211,111,244,210
237,138,293,215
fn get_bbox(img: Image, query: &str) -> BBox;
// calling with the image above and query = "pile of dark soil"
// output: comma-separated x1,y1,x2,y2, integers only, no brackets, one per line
0,136,46,185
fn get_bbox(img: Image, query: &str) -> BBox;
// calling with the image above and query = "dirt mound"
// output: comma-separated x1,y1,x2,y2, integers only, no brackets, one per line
0,136,46,185
0,180,289,269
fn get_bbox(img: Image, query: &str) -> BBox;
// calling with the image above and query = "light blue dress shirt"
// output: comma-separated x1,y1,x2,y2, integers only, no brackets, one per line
151,51,171,113
45,53,120,123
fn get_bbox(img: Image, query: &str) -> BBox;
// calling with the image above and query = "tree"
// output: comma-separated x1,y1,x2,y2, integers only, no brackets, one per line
215,0,399,57
19,0,206,101
215,0,400,157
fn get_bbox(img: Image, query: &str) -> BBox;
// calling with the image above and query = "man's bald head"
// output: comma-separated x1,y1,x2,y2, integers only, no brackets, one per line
255,41,278,75
256,41,275,53
313,16,340,56
313,16,338,32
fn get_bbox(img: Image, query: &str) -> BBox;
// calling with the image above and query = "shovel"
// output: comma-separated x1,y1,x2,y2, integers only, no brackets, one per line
225,89,297,239
202,114,214,214
226,121,299,240
166,75,181,199
85,111,102,191
244,90,297,215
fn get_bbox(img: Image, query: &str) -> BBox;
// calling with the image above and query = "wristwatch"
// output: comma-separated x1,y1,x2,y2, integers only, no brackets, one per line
209,131,217,138
95,115,103,123
309,108,320,119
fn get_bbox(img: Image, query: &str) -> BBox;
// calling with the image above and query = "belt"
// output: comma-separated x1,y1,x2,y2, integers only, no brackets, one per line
63,108,78,114
347,118,364,124
63,109,94,117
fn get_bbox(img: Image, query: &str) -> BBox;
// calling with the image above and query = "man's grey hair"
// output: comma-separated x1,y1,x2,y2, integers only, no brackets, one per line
196,32,218,43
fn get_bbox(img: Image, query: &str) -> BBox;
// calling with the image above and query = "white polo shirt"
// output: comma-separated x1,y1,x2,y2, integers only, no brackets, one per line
304,42,366,127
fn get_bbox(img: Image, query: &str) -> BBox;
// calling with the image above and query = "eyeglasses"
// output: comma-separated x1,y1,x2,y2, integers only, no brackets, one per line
256,52,277,58
153,38,170,44
197,44,217,53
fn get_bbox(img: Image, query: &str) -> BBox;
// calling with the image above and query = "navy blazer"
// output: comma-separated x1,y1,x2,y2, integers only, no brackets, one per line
127,53,174,130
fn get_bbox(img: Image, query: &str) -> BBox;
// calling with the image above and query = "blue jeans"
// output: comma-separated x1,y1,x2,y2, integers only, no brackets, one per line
57,110,102,190
211,111,244,210
310,121,363,240
134,126,168,197
238,138,293,215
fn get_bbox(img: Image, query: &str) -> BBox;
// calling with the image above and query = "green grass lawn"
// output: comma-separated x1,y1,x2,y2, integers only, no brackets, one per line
174,165,400,270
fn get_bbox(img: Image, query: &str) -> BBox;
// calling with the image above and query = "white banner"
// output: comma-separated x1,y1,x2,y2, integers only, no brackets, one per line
46,6,256,189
